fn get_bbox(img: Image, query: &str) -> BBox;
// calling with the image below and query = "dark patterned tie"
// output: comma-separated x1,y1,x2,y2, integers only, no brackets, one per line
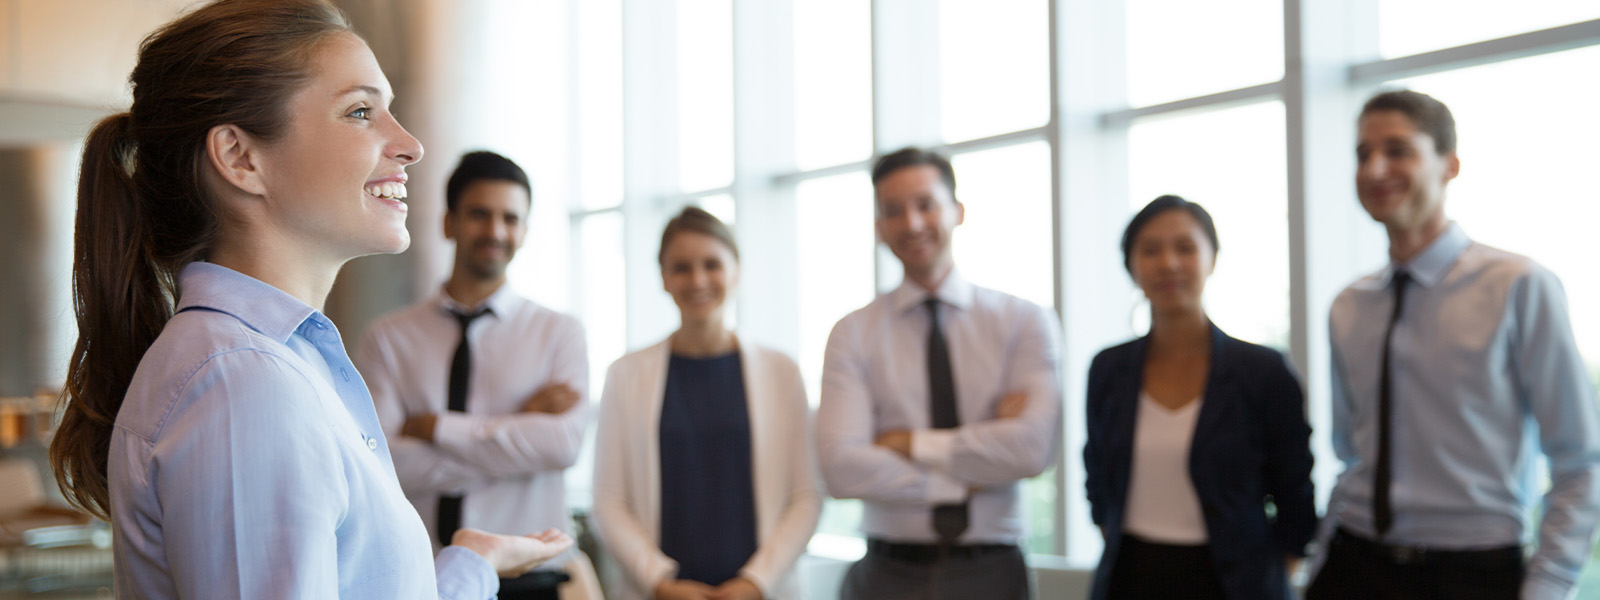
438,308,487,544
1373,270,1410,538
926,299,969,542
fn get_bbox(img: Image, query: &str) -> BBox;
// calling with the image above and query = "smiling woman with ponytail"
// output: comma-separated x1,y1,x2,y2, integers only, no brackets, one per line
46,1,569,597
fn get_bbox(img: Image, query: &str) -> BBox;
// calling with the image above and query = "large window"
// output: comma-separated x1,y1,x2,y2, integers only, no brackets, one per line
534,0,1600,583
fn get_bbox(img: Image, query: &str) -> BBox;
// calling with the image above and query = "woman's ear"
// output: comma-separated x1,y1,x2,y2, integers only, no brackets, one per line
205,124,269,197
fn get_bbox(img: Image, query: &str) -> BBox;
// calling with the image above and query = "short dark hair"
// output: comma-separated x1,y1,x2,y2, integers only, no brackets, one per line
871,147,956,201
1120,195,1219,275
1360,90,1456,155
659,205,740,266
445,151,531,212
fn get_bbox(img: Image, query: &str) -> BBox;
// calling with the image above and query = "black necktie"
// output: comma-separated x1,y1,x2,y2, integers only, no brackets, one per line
1373,270,1410,538
438,309,487,544
926,299,969,542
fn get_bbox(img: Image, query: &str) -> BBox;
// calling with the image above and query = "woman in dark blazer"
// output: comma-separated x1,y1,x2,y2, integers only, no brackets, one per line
1083,195,1316,600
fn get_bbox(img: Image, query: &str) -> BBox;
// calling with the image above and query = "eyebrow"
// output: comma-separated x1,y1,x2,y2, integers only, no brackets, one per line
334,84,390,102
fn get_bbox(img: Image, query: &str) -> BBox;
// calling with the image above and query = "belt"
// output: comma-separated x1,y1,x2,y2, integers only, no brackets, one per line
1334,528,1523,569
499,569,570,592
866,539,1017,565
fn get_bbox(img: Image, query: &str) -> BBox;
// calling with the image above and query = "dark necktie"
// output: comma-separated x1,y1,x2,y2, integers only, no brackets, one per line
1373,270,1410,538
438,308,487,544
925,299,969,542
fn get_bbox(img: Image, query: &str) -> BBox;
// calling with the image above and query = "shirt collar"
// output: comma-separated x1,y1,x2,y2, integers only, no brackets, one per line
1389,221,1469,289
434,280,517,319
890,268,975,313
176,262,318,344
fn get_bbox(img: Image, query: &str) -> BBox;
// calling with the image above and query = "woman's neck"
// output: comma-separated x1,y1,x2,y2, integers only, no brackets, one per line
207,237,341,310
671,318,736,357
1147,306,1209,359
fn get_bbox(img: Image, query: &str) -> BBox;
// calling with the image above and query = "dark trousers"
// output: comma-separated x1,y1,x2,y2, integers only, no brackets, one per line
1107,534,1227,600
841,540,1029,600
496,570,568,600
1305,529,1523,600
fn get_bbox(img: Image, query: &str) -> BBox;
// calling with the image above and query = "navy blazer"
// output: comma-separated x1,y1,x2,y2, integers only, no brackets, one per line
1083,323,1315,600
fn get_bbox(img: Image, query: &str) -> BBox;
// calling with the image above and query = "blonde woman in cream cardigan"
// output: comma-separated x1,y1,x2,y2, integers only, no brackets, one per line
592,207,822,600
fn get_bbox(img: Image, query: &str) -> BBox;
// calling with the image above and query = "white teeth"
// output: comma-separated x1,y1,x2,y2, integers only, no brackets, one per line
366,182,408,200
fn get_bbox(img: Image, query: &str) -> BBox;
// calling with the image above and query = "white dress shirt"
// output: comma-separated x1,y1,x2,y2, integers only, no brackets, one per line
355,283,591,564
1122,393,1207,544
591,339,822,600
1326,222,1600,600
817,269,1063,544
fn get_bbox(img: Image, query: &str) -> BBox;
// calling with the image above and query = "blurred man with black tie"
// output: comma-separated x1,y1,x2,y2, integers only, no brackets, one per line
816,147,1063,600
1307,91,1600,600
357,151,590,600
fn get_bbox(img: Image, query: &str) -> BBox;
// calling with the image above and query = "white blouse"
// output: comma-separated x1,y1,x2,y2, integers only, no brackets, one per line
1122,391,1208,544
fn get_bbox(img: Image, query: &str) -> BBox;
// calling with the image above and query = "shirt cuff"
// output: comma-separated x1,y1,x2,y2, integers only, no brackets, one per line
1520,571,1575,600
435,545,498,600
924,469,968,505
911,429,957,472
434,412,474,449
737,567,772,598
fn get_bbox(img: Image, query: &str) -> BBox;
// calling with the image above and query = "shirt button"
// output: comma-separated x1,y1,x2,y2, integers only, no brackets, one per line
340,368,350,382
366,437,378,451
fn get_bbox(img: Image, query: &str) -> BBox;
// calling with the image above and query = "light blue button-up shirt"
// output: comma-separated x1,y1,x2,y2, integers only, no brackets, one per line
1327,223,1600,599
107,262,498,599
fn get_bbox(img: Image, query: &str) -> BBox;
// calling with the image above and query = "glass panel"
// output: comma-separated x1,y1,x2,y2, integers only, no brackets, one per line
794,0,872,170
482,2,571,312
1380,0,1600,58
939,0,1049,142
566,212,626,509
677,0,735,192
1124,0,1283,107
577,212,628,405
949,141,1056,311
1127,101,1289,350
796,172,877,405
579,0,624,210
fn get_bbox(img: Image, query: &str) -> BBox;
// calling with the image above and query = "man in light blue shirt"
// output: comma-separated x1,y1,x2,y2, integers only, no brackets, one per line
1307,90,1600,599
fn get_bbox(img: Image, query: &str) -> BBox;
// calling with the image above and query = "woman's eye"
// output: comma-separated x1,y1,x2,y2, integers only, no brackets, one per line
349,107,371,120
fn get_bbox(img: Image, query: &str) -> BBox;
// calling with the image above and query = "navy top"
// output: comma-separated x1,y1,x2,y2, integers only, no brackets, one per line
658,352,758,586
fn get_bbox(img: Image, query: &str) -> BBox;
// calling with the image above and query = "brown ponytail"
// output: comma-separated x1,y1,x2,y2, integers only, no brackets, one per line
49,0,353,520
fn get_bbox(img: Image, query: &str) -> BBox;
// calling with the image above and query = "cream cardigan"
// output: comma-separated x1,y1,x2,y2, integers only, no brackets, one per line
591,338,822,600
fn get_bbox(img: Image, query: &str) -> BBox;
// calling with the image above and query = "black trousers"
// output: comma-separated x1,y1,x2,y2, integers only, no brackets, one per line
1305,529,1523,600
1107,534,1227,600
496,570,568,600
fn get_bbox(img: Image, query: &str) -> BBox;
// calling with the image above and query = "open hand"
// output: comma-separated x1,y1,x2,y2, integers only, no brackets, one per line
450,528,573,578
